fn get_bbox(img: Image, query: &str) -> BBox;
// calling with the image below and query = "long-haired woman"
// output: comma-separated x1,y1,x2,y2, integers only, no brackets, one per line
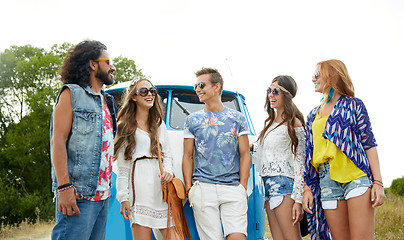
302,59,385,240
114,78,178,239
252,75,306,239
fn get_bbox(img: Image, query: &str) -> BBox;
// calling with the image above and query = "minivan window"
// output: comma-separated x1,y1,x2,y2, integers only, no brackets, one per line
110,89,168,123
169,90,240,130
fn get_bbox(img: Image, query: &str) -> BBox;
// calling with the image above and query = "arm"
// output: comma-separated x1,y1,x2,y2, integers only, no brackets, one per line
292,128,305,224
366,147,385,207
182,138,195,195
159,123,174,184
115,147,132,219
238,134,251,190
50,88,80,216
302,183,313,215
291,128,305,204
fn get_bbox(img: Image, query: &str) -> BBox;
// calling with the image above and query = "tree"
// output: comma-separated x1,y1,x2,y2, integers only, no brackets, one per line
0,43,145,226
111,55,146,84
390,177,404,196
0,44,64,225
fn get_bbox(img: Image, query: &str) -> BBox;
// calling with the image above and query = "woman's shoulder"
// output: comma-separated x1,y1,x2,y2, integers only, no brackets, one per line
338,96,367,110
293,118,304,128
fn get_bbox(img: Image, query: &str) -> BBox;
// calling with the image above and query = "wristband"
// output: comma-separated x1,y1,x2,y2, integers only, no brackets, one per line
57,182,72,190
373,181,384,188
373,179,383,185
58,184,75,192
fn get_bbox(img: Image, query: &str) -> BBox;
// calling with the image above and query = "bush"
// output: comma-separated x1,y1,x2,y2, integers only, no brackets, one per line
390,177,404,196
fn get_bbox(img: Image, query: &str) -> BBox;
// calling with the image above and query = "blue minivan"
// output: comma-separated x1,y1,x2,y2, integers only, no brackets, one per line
105,80,265,239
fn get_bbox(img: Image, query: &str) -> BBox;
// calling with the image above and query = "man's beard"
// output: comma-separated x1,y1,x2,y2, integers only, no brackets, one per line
96,69,114,86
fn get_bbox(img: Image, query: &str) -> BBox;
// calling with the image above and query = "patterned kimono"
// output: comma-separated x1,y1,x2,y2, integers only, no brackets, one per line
304,96,377,240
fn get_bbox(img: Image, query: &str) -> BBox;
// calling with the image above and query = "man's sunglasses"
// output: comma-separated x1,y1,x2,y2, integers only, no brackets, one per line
267,87,282,96
94,58,112,68
313,71,320,80
193,81,217,91
135,87,158,97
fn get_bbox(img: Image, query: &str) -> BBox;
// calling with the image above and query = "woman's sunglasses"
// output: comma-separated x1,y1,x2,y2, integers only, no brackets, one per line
135,87,158,97
267,87,281,96
313,71,320,80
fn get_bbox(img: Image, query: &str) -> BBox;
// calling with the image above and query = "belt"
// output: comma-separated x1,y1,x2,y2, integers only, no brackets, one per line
135,156,156,161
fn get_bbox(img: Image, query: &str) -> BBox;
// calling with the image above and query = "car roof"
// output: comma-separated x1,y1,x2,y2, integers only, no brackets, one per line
105,80,245,100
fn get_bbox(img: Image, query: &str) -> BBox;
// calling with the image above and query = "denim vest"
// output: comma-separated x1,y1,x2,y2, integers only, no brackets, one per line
50,84,117,197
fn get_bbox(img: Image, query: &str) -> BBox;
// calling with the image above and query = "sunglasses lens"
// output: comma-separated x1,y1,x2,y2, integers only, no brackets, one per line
194,82,206,91
150,87,157,96
138,87,148,96
267,87,280,96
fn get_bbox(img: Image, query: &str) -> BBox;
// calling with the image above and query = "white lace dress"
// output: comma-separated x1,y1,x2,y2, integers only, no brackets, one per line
252,123,305,203
116,123,173,228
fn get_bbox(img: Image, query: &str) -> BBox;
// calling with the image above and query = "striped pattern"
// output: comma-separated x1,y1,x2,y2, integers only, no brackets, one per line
304,96,377,240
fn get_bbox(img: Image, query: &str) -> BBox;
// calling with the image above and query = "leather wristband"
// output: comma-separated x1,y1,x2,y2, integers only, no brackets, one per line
57,182,72,190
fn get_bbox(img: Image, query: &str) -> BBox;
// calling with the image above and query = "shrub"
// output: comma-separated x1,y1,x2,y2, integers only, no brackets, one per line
390,177,404,196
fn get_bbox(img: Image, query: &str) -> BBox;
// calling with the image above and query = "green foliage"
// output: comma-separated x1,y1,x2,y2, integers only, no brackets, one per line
111,55,145,84
0,44,65,226
390,177,404,196
0,43,144,227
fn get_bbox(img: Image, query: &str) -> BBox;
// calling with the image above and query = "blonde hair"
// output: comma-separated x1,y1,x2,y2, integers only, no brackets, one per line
317,59,355,109
113,78,163,161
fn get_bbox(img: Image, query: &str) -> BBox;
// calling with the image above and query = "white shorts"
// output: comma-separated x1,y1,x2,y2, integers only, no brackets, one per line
188,181,248,239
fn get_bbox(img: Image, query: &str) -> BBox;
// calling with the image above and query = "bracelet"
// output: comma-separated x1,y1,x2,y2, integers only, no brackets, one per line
58,184,75,193
303,185,312,193
373,179,383,185
57,182,72,190
373,181,384,188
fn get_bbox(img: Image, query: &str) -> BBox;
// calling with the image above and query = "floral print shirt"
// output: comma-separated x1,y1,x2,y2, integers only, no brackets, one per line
184,107,249,185
84,97,114,201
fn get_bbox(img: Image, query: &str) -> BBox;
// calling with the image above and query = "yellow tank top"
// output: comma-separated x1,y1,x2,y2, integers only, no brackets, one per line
311,114,366,183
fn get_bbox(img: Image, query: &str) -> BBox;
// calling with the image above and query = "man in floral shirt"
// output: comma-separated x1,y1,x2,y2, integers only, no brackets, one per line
182,67,251,240
50,40,116,239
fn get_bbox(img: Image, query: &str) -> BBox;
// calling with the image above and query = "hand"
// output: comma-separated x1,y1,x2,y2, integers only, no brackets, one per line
159,171,173,184
58,187,80,216
292,203,303,225
120,201,131,219
371,184,385,208
302,190,313,215
241,183,247,191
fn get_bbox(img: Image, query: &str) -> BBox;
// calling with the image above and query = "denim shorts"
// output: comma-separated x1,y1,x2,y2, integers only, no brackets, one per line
319,161,371,203
262,175,294,201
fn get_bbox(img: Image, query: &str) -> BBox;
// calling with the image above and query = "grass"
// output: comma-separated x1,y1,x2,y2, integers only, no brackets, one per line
264,192,404,240
374,191,404,240
0,220,53,240
1,193,403,239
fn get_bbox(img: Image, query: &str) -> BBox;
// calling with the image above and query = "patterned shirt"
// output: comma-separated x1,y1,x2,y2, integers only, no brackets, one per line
84,96,114,201
184,107,249,185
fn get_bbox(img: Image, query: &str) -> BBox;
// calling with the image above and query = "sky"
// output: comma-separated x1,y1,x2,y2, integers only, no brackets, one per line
1,0,403,187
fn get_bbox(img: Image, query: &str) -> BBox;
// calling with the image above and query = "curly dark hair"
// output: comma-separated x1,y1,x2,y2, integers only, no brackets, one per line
59,40,107,87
